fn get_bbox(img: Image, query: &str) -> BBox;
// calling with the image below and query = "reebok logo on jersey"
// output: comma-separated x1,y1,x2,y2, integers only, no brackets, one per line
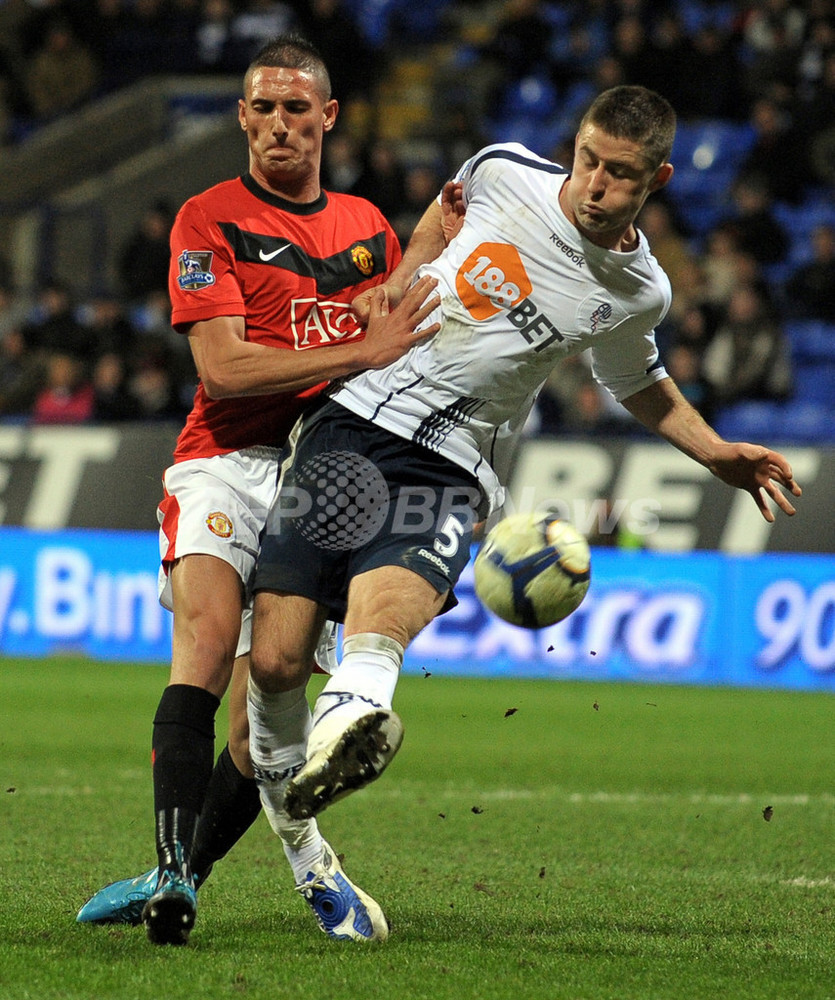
549,234,585,267
259,244,291,261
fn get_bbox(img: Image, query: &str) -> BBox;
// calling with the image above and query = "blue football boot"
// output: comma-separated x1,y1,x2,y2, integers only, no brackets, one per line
141,869,197,946
76,868,158,926
77,865,210,926
296,841,388,941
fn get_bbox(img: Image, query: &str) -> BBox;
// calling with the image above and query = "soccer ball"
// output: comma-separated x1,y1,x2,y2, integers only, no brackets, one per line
473,513,591,628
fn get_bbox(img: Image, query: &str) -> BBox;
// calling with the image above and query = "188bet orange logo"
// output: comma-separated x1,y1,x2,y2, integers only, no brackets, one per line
455,243,532,320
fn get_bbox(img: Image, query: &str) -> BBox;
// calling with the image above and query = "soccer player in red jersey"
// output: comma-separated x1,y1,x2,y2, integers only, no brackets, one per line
77,34,440,946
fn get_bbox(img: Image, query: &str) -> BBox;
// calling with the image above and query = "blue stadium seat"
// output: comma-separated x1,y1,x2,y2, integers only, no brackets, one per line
390,0,450,41
773,197,835,270
677,0,737,34
792,361,835,406
785,320,835,363
671,120,757,174
501,75,559,121
714,398,835,444
666,121,757,236
487,114,567,158
713,400,782,440
776,400,835,442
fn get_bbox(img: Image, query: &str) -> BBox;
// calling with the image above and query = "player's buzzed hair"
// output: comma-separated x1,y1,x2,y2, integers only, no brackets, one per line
581,85,677,169
245,34,332,101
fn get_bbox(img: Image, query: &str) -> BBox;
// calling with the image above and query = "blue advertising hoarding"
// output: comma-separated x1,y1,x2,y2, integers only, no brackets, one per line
1,527,833,691
0,527,172,662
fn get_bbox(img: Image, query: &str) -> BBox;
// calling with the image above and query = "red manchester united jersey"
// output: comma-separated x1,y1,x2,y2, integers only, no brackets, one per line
169,173,401,461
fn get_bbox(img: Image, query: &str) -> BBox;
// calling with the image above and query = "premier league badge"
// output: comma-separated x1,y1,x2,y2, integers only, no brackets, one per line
177,250,216,290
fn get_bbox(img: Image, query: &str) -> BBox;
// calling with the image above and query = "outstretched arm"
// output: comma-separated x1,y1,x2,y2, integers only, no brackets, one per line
353,181,465,323
622,378,802,522
188,275,440,399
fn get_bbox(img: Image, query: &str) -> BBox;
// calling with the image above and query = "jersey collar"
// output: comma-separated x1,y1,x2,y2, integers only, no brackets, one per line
241,173,328,214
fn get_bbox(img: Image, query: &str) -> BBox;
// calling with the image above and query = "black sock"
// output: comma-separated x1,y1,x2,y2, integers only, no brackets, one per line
151,684,220,874
190,744,262,883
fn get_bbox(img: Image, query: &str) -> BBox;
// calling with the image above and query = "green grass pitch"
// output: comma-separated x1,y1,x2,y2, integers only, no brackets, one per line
1,655,833,1000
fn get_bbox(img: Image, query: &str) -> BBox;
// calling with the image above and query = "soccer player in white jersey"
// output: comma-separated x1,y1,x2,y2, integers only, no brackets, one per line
246,87,801,858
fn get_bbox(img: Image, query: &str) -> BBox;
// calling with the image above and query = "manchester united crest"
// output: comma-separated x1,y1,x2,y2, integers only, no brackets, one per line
350,244,374,277
205,510,234,538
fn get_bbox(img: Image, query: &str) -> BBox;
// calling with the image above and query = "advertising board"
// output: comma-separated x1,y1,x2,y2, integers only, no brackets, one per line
2,528,832,691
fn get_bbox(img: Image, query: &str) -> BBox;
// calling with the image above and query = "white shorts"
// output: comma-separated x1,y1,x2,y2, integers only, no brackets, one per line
156,446,339,670
157,447,281,658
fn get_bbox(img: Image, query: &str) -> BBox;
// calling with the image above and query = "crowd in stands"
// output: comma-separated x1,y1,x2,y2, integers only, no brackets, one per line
0,0,833,442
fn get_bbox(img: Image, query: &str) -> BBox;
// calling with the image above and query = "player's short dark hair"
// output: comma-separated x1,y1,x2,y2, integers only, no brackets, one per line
245,34,332,101
581,86,677,169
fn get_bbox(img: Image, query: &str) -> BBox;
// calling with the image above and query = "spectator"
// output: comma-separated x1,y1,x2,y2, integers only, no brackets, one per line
545,374,631,438
676,23,745,120
785,223,835,322
638,11,690,112
194,0,236,72
391,163,443,249
534,354,594,435
795,11,835,100
31,352,95,424
700,224,760,307
23,15,99,121
610,14,650,86
794,50,835,188
351,138,408,222
21,284,98,363
670,300,720,355
129,353,184,421
665,340,714,421
549,16,607,92
702,282,793,407
219,0,298,71
0,326,46,418
76,294,138,359
119,201,174,303
321,132,365,194
106,0,188,84
740,0,806,103
477,0,552,98
92,352,142,422
719,172,790,266
739,96,806,204
637,199,697,309
73,0,135,94
297,0,379,103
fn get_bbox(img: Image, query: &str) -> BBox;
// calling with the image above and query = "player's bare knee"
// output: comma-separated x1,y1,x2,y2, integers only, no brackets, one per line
249,642,310,693
171,628,238,693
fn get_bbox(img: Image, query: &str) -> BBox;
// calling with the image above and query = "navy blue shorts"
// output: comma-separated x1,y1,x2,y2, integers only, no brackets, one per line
255,399,481,622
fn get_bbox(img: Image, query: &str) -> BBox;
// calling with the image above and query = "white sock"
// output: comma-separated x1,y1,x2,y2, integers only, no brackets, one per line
246,678,324,882
310,633,404,749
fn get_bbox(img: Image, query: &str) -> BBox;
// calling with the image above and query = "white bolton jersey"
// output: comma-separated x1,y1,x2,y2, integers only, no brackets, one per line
332,143,671,513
